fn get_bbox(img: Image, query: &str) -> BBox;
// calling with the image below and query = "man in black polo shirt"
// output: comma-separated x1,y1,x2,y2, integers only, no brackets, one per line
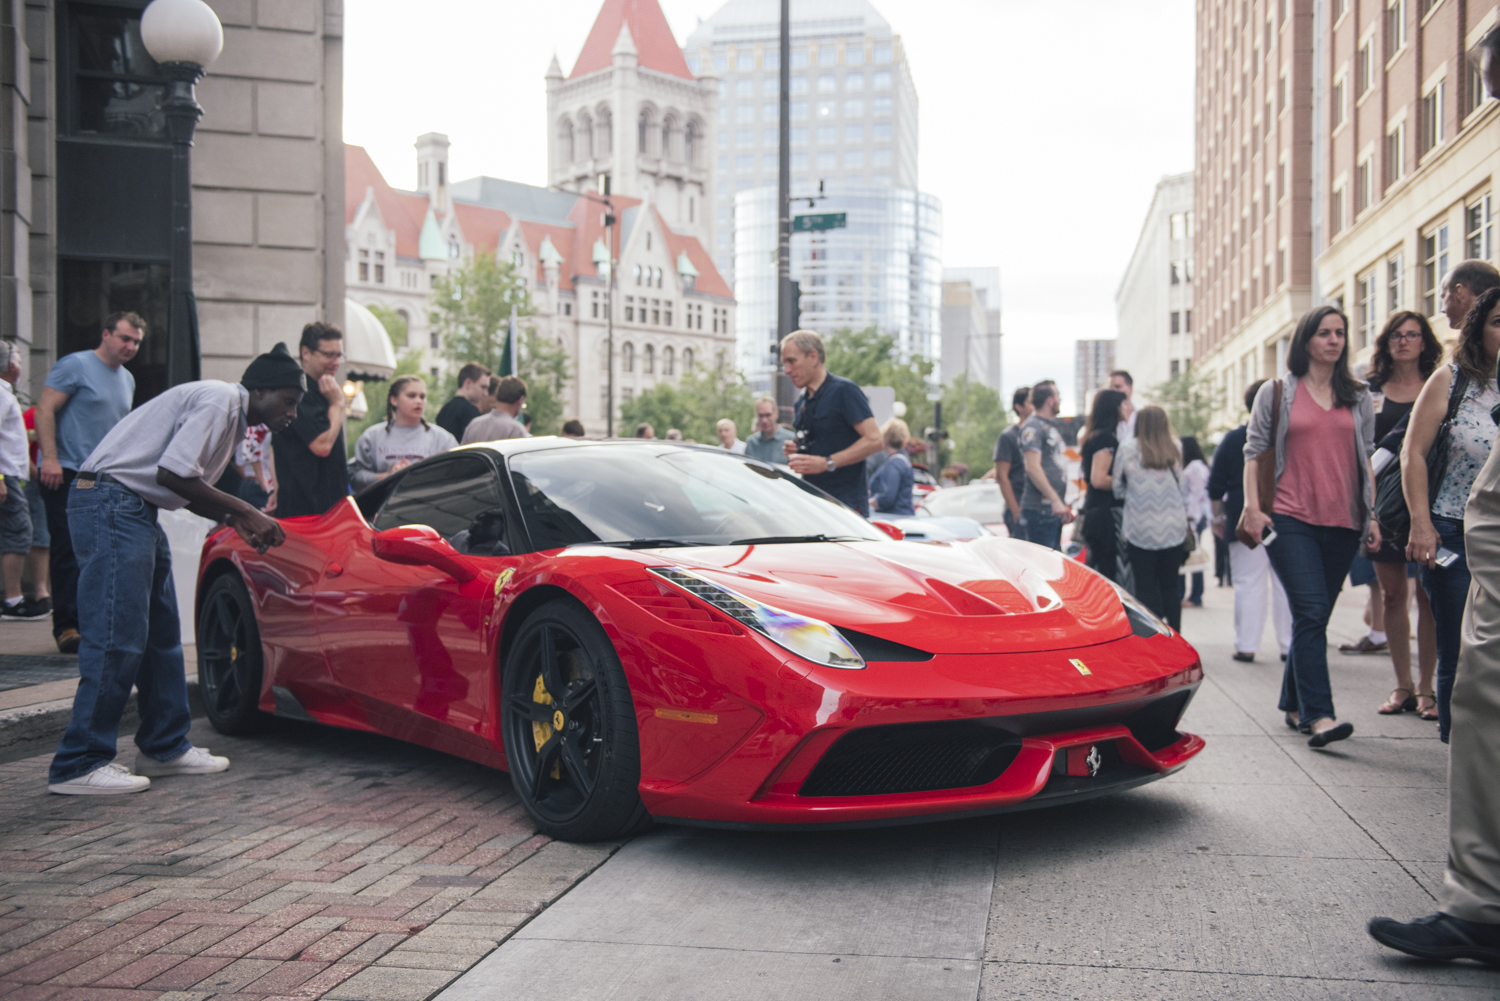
780,330,882,515
270,322,349,517
435,363,492,442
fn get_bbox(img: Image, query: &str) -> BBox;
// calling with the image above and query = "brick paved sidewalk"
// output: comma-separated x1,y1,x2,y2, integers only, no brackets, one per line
0,718,620,1001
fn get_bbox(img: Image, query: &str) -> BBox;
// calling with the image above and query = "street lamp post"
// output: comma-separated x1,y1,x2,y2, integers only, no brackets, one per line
140,0,223,388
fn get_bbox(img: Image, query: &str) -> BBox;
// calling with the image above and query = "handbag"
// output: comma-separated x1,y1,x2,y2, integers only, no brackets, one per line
1423,370,1472,513
1171,468,1197,554
1371,412,1413,559
1236,379,1283,547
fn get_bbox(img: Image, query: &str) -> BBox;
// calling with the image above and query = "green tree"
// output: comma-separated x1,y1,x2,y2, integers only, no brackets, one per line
939,374,1007,480
620,368,756,444
1151,366,1224,442
517,327,571,436
365,304,408,348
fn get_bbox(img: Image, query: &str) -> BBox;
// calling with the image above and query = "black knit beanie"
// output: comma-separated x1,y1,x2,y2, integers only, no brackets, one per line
241,342,309,392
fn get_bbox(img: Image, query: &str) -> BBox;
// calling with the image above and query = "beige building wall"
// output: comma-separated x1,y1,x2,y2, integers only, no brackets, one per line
1116,172,1195,401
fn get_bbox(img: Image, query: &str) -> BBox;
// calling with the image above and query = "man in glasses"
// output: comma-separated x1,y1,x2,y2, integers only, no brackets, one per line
270,322,350,518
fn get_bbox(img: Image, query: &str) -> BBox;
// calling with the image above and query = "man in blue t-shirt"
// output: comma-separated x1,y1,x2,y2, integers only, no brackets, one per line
35,312,140,653
781,331,882,516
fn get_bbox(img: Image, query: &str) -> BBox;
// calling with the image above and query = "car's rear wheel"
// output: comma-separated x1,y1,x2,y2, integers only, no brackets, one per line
501,598,650,841
197,574,273,735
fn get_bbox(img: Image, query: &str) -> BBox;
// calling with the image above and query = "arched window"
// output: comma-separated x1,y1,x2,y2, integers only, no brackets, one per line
578,112,593,159
559,118,574,162
638,110,650,154
643,344,655,374
661,116,678,161
622,342,635,372
684,121,698,166
682,348,694,372
663,346,675,376
596,107,612,155
634,264,642,286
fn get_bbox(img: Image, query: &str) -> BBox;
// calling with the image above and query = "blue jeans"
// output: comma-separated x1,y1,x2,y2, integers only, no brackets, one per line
1265,514,1361,726
48,481,192,783
1022,508,1063,550
1419,515,1469,743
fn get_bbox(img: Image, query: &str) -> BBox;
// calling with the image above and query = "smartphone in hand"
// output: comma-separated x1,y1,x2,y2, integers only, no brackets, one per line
1261,525,1278,547
1434,547,1460,568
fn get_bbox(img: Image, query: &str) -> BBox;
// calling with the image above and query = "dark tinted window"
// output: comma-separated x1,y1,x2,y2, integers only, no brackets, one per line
374,455,505,540
66,5,167,139
509,444,882,550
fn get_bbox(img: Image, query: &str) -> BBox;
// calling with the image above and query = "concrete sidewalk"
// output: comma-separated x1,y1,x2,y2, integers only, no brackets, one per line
438,578,1497,1000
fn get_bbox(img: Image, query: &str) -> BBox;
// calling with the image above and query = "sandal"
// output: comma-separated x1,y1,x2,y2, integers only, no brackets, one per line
1417,692,1439,720
1379,688,1416,714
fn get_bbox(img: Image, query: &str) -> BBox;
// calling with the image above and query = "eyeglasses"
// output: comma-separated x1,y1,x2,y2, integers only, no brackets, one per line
1388,331,1424,342
312,348,344,360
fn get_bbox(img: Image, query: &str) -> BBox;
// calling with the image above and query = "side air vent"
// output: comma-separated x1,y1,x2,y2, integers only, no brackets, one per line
837,628,934,662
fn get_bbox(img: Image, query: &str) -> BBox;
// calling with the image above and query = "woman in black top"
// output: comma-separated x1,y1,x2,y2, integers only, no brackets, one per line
1362,310,1442,717
1079,390,1128,582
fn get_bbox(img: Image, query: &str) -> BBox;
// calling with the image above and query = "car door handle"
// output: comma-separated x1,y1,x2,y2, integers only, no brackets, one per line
324,562,343,579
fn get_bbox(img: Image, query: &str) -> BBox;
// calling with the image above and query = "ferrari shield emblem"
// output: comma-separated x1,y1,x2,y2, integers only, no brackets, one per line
1069,658,1091,676
494,568,515,596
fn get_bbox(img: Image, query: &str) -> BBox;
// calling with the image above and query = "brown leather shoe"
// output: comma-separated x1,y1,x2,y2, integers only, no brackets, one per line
56,628,80,654
1338,635,1388,655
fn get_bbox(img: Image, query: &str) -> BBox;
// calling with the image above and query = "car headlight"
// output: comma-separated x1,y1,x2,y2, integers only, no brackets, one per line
1111,583,1173,638
648,566,865,669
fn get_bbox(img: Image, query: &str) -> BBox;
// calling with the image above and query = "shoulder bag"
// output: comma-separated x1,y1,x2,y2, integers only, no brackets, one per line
1235,379,1283,547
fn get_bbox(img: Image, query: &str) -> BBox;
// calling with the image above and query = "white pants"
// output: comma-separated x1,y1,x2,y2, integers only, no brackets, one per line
1229,539,1292,656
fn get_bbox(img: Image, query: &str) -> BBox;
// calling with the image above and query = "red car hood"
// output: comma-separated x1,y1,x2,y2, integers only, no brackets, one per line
643,538,1131,655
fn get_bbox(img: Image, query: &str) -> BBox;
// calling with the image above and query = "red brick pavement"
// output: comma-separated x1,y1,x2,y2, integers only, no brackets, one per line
0,718,620,1000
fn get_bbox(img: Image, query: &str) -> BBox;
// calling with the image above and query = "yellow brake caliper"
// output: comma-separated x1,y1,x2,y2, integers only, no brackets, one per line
531,675,562,779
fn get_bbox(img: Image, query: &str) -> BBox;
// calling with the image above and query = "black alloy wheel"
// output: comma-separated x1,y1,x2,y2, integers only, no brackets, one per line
501,598,650,841
197,574,273,735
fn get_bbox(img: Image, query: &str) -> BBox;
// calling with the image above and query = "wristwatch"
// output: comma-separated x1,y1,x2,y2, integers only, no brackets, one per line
825,455,836,472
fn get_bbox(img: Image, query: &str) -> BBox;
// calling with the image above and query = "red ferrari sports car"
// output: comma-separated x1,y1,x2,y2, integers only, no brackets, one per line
195,438,1204,840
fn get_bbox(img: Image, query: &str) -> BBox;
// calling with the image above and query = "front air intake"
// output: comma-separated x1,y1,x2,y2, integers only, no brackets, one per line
799,720,1023,797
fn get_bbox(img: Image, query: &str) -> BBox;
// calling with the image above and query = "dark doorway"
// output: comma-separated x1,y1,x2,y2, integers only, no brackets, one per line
58,259,169,405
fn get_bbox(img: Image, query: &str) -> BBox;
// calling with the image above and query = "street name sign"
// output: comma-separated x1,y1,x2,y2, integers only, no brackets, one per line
793,212,847,233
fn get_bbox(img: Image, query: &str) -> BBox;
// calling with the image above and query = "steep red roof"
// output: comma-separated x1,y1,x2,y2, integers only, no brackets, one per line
656,207,732,299
567,194,641,275
451,202,512,258
517,221,581,291
345,145,430,259
569,0,693,80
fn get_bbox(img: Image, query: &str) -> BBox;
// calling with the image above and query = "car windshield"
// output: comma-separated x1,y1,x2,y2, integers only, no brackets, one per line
509,444,884,550
922,485,1005,522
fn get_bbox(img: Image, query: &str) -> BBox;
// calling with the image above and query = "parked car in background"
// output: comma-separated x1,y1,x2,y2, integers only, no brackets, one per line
876,514,993,543
910,462,939,497
917,482,1006,535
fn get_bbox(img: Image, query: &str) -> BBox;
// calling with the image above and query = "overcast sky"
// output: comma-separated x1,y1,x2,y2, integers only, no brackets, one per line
343,0,1195,413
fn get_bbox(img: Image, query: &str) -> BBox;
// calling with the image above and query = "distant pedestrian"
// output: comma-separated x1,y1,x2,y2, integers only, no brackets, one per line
351,376,456,488
0,343,41,620
1078,389,1126,581
716,418,747,454
46,345,305,795
1209,379,1291,663
35,311,141,653
781,330,883,516
636,423,656,439
561,419,586,438
1112,406,1188,631
1402,286,1500,742
1019,382,1071,550
1440,259,1500,335
1242,305,1378,749
869,419,915,517
1110,370,1137,441
463,376,529,444
268,322,349,519
664,428,682,440
1355,311,1440,716
993,387,1033,538
20,406,50,617
1368,29,1500,965
1178,436,1211,608
434,363,492,441
745,395,793,465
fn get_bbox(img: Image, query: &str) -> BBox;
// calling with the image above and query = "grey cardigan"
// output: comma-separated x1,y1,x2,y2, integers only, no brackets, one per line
1243,373,1376,528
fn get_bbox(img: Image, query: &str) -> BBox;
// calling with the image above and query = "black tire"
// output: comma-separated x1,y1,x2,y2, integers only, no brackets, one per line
501,598,651,841
197,573,274,736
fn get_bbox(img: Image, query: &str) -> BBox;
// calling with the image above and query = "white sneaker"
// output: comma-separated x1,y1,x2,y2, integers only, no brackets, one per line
135,746,230,776
48,762,151,796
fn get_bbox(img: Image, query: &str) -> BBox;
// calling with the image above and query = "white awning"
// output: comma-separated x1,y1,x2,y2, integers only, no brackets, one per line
343,298,398,380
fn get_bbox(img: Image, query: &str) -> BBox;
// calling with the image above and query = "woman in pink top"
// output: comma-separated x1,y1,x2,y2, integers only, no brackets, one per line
1242,306,1379,749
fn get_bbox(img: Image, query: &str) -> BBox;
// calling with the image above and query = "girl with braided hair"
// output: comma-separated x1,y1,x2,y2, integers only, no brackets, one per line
350,375,456,489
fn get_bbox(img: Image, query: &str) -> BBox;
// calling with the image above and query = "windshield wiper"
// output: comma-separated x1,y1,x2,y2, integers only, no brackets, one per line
728,534,865,545
565,538,697,549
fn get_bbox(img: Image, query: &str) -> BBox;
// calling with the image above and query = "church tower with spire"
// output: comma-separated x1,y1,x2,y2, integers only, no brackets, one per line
546,0,717,250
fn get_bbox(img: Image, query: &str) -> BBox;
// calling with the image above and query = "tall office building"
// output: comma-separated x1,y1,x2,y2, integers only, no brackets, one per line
1116,172,1194,398
941,267,1002,397
1075,339,1116,416
682,0,919,283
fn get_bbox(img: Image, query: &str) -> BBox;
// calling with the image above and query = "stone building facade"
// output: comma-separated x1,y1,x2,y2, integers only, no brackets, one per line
1116,172,1195,400
1,0,345,402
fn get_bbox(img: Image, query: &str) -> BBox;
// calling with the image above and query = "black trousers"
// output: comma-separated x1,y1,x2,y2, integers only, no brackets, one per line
1127,543,1184,632
1082,507,1119,583
42,469,78,639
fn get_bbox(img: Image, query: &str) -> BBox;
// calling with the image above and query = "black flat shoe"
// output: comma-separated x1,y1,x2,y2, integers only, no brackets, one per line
1233,652,1255,663
1284,712,1308,733
1368,913,1500,967
1308,721,1354,748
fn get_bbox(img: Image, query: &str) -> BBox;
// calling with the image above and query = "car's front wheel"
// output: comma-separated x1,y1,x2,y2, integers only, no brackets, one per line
501,598,650,841
197,573,273,735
